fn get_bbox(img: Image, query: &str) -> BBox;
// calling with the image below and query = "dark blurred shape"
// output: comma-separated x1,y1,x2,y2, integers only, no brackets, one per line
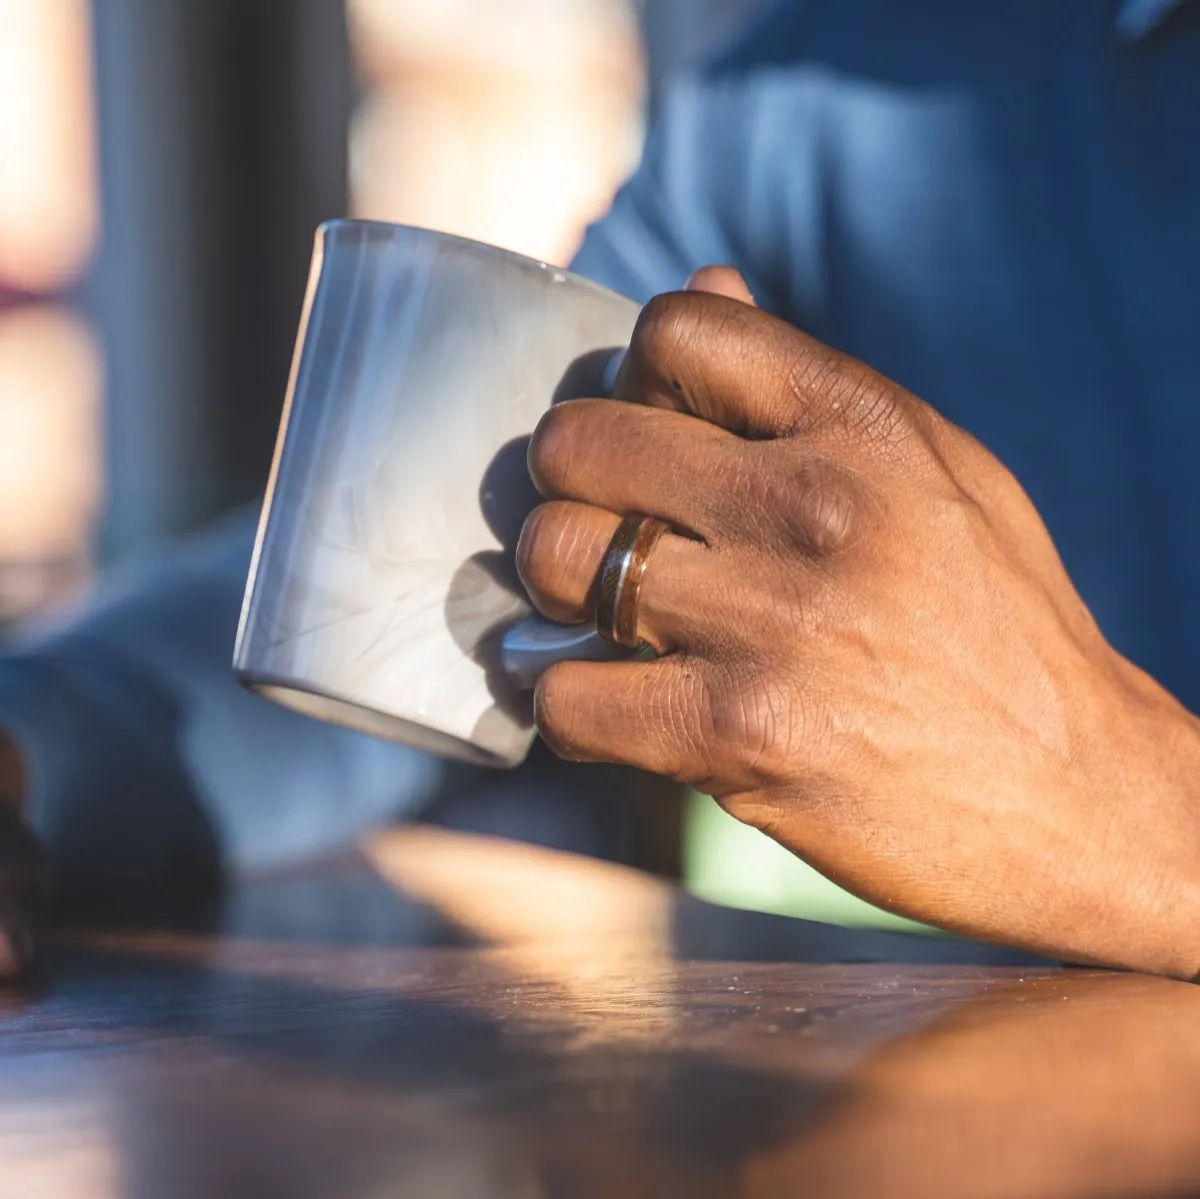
91,0,354,561
85,0,764,566
0,829,1116,1199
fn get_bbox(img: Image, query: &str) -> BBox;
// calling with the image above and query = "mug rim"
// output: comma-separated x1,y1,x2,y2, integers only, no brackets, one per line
318,218,637,309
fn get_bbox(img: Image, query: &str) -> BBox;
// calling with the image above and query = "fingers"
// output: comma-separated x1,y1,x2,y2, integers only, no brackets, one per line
535,658,710,782
517,500,708,652
614,286,908,452
612,291,801,437
529,399,748,541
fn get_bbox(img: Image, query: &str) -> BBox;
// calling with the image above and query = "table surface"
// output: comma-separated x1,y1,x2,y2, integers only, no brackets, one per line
2,825,1197,1199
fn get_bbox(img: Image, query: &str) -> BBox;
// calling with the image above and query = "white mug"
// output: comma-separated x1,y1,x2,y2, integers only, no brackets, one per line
234,220,640,767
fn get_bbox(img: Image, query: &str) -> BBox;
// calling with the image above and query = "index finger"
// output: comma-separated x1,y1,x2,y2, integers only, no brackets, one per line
612,289,895,445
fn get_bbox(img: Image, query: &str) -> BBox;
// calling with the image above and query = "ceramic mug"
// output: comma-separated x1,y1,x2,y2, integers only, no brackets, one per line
234,220,640,767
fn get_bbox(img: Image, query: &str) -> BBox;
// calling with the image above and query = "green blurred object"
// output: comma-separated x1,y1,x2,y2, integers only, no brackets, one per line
683,791,935,934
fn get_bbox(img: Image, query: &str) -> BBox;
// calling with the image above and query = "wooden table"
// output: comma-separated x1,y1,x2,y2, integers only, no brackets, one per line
2,826,1197,1198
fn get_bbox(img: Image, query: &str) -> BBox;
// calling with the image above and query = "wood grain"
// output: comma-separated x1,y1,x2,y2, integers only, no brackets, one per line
0,827,1194,1198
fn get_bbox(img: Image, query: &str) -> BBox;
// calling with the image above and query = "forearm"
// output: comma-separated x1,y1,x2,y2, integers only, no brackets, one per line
1070,662,1200,980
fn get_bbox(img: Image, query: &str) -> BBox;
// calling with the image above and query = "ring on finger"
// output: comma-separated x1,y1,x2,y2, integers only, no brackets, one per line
594,513,671,649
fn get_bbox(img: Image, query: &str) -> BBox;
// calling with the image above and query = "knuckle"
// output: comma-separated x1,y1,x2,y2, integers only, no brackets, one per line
634,672,690,776
840,373,908,448
628,292,704,387
930,489,991,548
785,347,909,450
781,460,863,555
650,660,720,788
783,344,847,434
727,450,864,557
706,667,801,785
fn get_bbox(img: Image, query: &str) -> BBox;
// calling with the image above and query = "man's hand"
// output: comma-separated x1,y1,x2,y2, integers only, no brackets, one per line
0,732,47,980
738,973,1200,1197
516,268,1200,977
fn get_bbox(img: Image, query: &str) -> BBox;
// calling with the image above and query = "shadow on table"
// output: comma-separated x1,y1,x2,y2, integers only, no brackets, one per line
21,827,1186,1197
11,937,1200,1199
17,938,830,1199
59,824,1049,968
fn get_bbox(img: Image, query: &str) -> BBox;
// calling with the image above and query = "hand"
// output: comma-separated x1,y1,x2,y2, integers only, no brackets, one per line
0,731,48,980
738,973,1200,1197
516,268,1200,977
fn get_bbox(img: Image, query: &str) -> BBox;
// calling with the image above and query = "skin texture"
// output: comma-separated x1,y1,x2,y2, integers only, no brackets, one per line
738,973,1200,1197
517,267,1200,979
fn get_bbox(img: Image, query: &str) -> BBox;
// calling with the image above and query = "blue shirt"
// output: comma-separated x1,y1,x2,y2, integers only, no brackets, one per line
575,0,1200,710
1,0,1196,887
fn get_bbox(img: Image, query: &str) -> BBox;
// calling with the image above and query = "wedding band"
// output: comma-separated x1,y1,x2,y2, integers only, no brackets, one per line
594,513,670,649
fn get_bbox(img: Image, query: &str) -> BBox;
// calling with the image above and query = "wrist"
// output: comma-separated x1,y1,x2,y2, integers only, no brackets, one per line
1064,677,1200,980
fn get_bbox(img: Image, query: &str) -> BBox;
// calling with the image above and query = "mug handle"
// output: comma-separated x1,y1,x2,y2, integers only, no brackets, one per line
500,617,632,690
501,348,635,690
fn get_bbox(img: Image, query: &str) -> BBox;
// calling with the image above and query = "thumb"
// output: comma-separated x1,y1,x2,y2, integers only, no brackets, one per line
685,265,757,306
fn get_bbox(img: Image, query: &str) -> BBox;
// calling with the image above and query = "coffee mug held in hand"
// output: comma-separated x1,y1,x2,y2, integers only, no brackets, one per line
234,221,639,767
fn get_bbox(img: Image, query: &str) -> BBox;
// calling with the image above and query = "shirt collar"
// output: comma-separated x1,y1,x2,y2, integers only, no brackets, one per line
1117,0,1191,39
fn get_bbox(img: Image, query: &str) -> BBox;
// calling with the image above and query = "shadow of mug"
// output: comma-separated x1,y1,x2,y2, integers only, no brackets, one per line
736,971,1200,1198
235,222,641,768
447,348,633,703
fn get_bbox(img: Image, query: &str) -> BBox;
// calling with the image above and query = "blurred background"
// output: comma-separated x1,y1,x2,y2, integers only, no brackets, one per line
0,0,915,931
